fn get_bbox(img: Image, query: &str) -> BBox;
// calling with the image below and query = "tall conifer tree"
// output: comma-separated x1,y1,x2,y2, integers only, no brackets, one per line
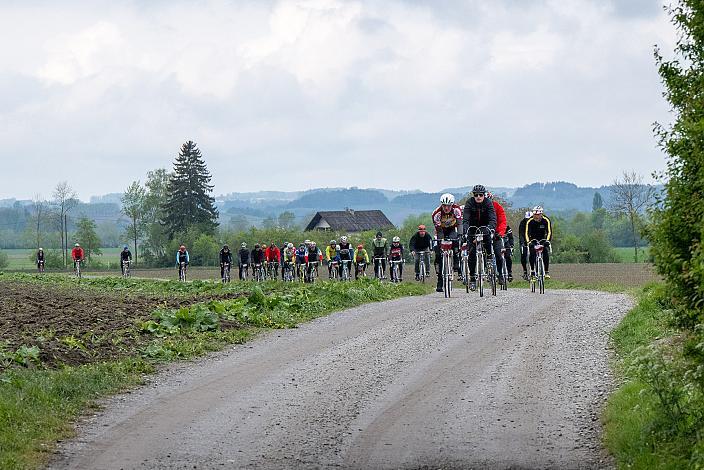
161,141,219,238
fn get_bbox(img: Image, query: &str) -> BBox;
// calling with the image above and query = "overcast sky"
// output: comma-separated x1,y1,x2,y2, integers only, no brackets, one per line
0,0,675,201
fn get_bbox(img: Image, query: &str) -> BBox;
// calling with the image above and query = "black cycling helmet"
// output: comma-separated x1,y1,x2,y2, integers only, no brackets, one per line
376,231,383,238
472,184,486,194
223,244,229,250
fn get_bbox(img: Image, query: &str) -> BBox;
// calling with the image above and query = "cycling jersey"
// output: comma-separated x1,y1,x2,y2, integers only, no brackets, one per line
338,242,353,260
305,247,323,263
296,247,307,264
251,248,265,264
354,248,369,263
283,247,296,263
409,232,433,252
238,248,250,264
120,250,132,261
504,226,515,247
325,245,338,261
265,246,280,263
36,251,45,261
518,217,529,245
176,251,189,265
492,200,507,237
462,198,497,234
389,243,404,260
432,204,463,236
219,249,233,264
71,247,85,261
372,238,387,257
525,215,552,242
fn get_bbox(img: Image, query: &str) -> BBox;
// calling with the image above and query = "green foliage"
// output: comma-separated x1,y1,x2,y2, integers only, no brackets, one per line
592,192,603,211
161,141,219,239
582,230,620,263
121,180,146,262
0,250,8,269
650,0,704,327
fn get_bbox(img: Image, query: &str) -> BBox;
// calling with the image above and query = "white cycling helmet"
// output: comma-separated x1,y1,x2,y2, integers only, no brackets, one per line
241,242,247,248
532,205,544,214
340,236,348,243
392,236,400,243
524,211,532,219
287,243,294,249
440,193,455,205
39,247,44,251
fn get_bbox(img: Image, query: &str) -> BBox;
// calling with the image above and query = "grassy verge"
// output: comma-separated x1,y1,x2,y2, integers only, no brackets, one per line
602,283,701,468
0,277,431,469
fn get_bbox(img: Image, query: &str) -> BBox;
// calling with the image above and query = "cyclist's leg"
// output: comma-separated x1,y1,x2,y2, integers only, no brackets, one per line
434,245,442,290
521,244,529,274
414,253,420,276
528,243,537,274
543,245,551,275
468,243,477,280
505,248,513,276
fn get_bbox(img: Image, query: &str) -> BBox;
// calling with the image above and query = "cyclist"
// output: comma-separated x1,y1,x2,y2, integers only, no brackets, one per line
295,242,307,280
388,236,405,281
219,244,233,280
372,231,388,279
526,206,553,279
71,243,85,272
518,211,532,280
354,243,369,279
279,241,289,280
176,244,189,273
120,245,132,275
304,241,323,281
487,192,508,284
503,225,515,282
461,185,497,291
282,243,296,278
265,242,280,278
238,242,250,280
36,247,45,271
432,193,463,292
325,240,339,279
409,224,432,281
251,243,265,275
337,236,354,278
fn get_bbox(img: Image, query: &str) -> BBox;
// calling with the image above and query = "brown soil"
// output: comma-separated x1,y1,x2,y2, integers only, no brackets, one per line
0,281,241,369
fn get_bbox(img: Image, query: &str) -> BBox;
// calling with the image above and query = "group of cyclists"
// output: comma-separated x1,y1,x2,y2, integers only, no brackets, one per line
36,185,553,291
430,184,552,293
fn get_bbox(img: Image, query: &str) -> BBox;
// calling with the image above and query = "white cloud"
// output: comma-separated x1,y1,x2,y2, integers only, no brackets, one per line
0,0,677,199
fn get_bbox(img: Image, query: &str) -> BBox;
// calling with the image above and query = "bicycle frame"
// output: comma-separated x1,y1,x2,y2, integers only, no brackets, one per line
179,261,187,282
222,262,231,283
307,261,319,283
122,260,131,278
415,250,430,283
390,259,403,283
529,239,550,294
374,257,385,280
437,237,454,298
340,259,352,281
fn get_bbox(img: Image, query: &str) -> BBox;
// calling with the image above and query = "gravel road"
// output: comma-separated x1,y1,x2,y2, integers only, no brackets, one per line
51,289,630,470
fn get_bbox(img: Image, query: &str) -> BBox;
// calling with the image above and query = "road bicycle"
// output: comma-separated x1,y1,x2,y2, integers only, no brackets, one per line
122,260,131,278
306,261,319,283
239,263,249,281
459,243,470,293
266,261,279,280
329,260,340,280
390,259,403,283
282,261,295,282
221,262,231,283
340,259,352,281
414,250,430,283
37,260,45,273
373,257,385,280
498,239,509,291
178,261,187,282
74,259,83,279
438,238,454,298
529,239,551,294
296,263,305,282
253,263,265,282
355,261,367,279
467,226,497,297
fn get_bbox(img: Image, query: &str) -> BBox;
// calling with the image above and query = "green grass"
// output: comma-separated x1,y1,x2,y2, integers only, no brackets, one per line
0,277,431,469
602,283,694,469
613,246,650,263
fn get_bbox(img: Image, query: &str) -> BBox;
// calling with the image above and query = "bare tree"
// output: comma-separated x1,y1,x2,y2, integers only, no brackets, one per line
609,171,655,262
31,194,46,249
53,182,77,266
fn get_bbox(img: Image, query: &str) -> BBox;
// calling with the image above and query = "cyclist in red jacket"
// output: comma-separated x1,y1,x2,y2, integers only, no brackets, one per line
71,243,85,271
265,242,281,278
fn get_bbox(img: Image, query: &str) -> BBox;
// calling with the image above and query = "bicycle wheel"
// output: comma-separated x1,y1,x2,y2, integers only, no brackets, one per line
443,253,451,298
488,255,497,296
463,257,470,293
478,252,485,297
538,256,545,294
501,257,508,291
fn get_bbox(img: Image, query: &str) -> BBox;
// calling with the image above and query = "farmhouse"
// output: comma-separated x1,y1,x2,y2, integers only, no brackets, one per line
305,209,394,232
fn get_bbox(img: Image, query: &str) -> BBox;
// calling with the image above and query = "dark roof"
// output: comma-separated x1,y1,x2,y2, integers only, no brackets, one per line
305,210,395,232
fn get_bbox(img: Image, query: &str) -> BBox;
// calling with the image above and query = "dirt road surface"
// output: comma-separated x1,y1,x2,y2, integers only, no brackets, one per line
51,289,630,470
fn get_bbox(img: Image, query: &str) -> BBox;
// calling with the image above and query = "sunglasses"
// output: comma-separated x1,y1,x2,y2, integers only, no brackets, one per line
473,193,485,198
